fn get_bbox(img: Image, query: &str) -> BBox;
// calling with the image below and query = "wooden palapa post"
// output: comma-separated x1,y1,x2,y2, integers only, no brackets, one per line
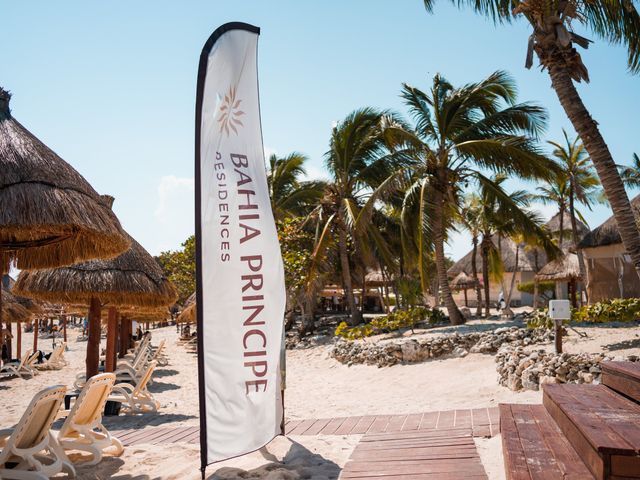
62,314,67,343
105,306,118,372
33,318,39,351
119,315,128,358
5,322,12,360
86,297,101,378
16,321,21,359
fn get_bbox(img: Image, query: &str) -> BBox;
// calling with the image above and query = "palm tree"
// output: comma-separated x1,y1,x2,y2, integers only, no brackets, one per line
532,172,570,244
387,71,555,325
475,174,556,316
619,153,640,188
267,152,325,221
422,0,640,281
548,130,601,301
309,108,402,325
460,194,484,316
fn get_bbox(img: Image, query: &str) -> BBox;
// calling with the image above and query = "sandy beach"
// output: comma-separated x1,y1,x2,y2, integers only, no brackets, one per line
1,319,637,479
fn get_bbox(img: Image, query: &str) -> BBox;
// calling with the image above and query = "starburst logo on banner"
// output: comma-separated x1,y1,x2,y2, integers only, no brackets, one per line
217,86,245,136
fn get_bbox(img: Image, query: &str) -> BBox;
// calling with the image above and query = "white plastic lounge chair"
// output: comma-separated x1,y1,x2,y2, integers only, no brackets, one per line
36,343,68,371
57,373,123,466
149,339,168,367
0,351,39,379
0,385,75,480
108,361,159,414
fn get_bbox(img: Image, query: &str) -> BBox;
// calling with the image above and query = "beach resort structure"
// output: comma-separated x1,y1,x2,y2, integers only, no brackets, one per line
579,194,640,302
448,212,589,307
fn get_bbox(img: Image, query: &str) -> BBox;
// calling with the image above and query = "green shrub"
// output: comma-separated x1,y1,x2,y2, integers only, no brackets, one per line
334,306,446,340
517,281,555,295
527,298,640,329
573,298,640,323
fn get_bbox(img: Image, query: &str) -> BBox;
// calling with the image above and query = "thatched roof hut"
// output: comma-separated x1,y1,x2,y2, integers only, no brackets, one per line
14,236,177,308
177,292,196,324
0,87,129,271
1,290,31,323
449,212,589,276
177,302,195,324
535,253,581,282
450,272,479,290
579,194,640,249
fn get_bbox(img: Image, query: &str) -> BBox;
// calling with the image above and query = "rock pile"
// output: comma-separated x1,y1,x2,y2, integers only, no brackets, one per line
330,327,554,367
495,346,640,391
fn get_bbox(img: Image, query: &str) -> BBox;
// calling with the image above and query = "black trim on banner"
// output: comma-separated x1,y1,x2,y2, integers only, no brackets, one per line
194,21,260,477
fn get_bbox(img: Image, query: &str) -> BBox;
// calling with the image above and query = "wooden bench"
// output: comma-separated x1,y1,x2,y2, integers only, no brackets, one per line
602,362,640,404
543,383,640,480
500,403,595,479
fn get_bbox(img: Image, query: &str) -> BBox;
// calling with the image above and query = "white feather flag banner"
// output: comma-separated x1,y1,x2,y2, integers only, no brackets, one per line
195,22,285,471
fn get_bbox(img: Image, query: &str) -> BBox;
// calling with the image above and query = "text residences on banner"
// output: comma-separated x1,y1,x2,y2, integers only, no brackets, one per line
194,22,285,469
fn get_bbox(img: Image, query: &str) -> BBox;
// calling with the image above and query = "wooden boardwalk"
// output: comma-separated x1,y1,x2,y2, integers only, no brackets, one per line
110,407,499,446
340,427,488,479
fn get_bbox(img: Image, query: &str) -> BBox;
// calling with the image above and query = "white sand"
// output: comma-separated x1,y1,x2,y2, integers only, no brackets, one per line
1,320,638,479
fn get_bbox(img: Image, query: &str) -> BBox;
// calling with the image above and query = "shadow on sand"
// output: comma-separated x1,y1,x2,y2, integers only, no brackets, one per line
602,336,640,352
148,380,181,393
207,439,341,479
102,413,197,430
76,457,157,480
151,368,180,378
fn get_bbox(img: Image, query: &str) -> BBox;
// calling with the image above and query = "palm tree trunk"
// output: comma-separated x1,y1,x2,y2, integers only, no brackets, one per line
569,188,588,304
339,227,361,325
504,244,519,316
481,235,491,317
471,234,483,316
558,205,565,245
433,185,464,325
547,59,640,281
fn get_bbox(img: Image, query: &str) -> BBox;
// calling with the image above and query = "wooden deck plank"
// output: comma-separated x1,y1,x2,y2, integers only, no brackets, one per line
419,411,439,429
340,427,487,480
334,416,362,435
303,418,332,436
367,415,392,433
319,417,348,435
454,409,472,428
402,413,423,431
437,409,455,429
499,404,533,480
288,418,317,435
385,415,407,432
351,415,376,434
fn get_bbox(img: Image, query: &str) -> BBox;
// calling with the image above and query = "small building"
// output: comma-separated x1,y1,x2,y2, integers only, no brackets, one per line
448,212,589,307
578,194,640,302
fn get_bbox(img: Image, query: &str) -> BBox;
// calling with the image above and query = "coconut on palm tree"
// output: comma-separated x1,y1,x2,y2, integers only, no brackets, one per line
422,0,640,281
386,71,556,325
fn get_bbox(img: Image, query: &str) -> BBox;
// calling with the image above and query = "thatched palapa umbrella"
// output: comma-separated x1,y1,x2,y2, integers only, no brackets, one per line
535,253,581,308
0,87,130,361
450,272,480,307
177,292,196,325
14,235,177,378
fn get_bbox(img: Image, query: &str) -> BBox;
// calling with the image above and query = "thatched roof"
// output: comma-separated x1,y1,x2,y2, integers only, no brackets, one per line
535,253,581,282
450,272,479,290
545,210,590,242
14,235,177,308
449,212,589,275
0,87,130,271
1,290,31,323
177,302,195,324
578,194,640,249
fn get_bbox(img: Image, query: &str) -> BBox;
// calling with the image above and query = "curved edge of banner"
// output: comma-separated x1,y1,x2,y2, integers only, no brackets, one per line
194,22,261,474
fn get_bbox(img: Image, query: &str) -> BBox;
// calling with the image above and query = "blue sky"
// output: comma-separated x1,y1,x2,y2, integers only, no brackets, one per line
4,1,639,260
